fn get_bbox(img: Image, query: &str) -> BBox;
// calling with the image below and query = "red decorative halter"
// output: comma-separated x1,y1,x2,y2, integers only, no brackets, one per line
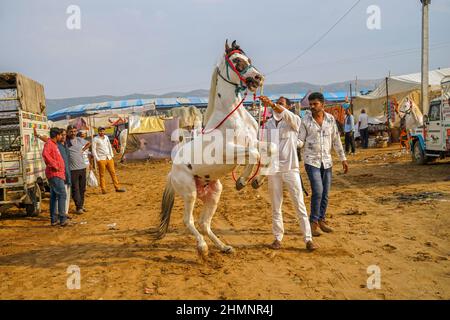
201,49,268,184
201,49,252,134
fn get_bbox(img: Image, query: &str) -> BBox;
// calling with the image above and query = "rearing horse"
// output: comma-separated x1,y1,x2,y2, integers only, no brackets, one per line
152,40,275,258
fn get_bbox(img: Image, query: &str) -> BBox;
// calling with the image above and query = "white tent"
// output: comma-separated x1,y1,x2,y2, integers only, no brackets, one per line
358,68,450,99
353,68,450,127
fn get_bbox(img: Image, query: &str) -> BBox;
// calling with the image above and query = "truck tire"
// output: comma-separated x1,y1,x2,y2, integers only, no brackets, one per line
412,141,428,165
26,184,42,217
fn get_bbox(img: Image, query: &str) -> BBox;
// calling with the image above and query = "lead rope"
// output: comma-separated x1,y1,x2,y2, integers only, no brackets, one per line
231,80,266,183
201,91,248,135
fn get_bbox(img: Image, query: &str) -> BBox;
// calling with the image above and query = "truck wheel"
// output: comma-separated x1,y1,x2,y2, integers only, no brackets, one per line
26,184,42,217
412,141,428,165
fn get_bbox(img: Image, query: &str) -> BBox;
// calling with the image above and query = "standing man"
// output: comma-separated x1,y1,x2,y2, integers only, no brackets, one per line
42,128,68,227
58,129,71,219
36,128,71,219
260,96,317,252
299,92,348,237
92,127,126,194
358,109,369,149
344,108,356,155
67,125,91,214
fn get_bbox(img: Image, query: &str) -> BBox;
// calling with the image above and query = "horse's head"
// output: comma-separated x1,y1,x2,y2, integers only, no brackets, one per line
400,98,423,129
398,98,412,117
223,40,264,92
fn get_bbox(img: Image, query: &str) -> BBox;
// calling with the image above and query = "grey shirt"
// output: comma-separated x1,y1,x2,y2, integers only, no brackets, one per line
68,137,88,171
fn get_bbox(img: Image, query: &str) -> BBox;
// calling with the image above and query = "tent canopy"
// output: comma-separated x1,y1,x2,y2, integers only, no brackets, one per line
48,91,356,121
357,68,450,100
48,99,157,121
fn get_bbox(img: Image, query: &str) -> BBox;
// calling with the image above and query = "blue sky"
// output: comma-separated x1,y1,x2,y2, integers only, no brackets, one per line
1,0,449,98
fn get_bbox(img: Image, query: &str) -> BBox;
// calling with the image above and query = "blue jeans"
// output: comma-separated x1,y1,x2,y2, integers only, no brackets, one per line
49,177,67,224
360,128,369,149
305,164,332,223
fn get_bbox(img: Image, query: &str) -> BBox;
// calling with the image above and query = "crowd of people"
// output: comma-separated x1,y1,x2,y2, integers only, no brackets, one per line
38,126,125,227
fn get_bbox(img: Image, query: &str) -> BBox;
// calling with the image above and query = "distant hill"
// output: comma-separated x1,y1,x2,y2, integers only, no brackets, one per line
46,79,381,114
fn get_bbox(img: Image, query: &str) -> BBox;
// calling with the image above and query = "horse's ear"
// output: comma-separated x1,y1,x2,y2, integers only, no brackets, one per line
225,39,230,53
231,40,242,52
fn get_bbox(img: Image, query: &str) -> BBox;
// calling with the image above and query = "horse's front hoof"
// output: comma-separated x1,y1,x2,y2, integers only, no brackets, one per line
235,178,246,191
197,245,209,261
251,178,263,189
222,246,234,254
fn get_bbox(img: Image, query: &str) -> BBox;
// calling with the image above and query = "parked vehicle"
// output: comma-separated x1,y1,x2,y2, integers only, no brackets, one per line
0,73,49,216
410,76,450,164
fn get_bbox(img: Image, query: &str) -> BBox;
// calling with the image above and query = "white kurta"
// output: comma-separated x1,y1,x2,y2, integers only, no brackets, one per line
265,107,312,243
265,109,302,173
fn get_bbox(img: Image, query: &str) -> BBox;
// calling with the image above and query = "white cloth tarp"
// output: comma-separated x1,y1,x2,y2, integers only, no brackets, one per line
357,68,450,99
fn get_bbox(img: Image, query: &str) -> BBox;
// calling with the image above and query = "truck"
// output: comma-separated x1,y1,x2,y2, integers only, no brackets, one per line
410,76,450,164
0,73,49,216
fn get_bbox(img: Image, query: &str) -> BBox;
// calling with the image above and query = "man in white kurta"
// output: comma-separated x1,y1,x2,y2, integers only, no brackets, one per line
260,96,317,252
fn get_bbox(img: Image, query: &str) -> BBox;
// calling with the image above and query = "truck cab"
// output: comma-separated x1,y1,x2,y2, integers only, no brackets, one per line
0,73,49,216
410,76,450,164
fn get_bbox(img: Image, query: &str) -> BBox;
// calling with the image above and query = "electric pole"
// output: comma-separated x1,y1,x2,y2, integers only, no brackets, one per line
421,0,431,116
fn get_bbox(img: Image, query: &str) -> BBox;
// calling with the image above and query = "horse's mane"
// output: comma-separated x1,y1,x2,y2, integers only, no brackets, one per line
203,66,218,127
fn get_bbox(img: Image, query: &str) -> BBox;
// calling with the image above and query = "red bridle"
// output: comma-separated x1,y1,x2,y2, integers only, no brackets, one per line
201,50,254,134
202,49,268,184
224,50,250,85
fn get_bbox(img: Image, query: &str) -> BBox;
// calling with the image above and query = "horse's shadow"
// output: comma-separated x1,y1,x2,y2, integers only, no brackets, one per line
0,225,316,270
0,240,200,269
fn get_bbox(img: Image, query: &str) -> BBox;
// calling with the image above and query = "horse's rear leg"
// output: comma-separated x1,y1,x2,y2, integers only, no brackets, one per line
183,193,209,259
199,180,233,253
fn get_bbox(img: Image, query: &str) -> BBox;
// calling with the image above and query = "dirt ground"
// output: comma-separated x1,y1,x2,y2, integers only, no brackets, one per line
0,144,449,300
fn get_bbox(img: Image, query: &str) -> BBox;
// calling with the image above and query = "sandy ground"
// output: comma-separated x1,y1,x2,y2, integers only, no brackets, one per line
0,144,449,300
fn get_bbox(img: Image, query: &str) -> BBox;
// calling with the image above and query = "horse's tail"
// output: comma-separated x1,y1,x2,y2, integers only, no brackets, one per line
152,176,175,240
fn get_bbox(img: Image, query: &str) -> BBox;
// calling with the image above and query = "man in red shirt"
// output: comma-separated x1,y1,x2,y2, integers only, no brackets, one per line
42,128,68,226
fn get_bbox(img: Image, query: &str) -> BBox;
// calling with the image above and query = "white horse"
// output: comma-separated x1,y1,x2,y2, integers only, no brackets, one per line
399,98,423,130
152,40,274,258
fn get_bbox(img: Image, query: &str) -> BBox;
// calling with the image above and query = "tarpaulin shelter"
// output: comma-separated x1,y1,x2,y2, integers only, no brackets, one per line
353,68,450,126
128,115,165,134
48,98,214,121
48,92,356,121
124,117,179,161
48,99,156,121
0,73,46,115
